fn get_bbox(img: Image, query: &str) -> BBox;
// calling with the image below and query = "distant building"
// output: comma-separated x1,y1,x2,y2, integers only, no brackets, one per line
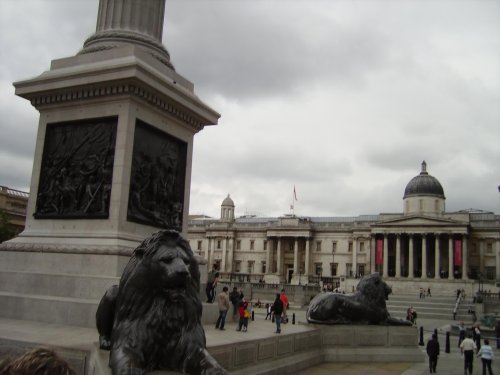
0,186,29,240
187,162,500,287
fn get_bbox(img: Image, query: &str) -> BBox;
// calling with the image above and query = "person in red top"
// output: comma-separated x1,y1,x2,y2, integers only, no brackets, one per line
280,289,289,323
236,300,249,332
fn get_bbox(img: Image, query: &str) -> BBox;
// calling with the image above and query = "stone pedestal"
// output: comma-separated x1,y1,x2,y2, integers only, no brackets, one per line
0,0,219,328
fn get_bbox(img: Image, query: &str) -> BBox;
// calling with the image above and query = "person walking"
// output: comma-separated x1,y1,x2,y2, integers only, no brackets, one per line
206,264,219,303
273,293,284,334
477,338,494,375
215,286,229,330
426,334,440,373
458,321,466,348
229,287,240,321
461,333,477,375
474,324,482,351
265,303,272,320
280,289,289,323
495,321,500,349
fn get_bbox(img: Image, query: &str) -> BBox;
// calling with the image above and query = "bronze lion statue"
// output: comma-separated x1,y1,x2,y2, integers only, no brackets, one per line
96,230,227,375
306,273,411,325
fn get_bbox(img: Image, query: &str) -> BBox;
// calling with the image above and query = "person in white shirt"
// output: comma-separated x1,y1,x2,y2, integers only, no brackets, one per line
477,338,494,375
461,333,477,375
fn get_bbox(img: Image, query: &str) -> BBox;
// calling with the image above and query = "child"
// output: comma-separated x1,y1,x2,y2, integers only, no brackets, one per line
237,300,249,332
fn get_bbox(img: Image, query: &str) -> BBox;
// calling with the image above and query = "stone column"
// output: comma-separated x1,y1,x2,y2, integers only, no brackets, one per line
81,0,174,69
370,236,376,273
293,238,299,275
95,0,165,39
304,238,310,276
395,234,401,278
383,234,389,278
434,234,440,278
276,238,282,275
409,234,414,278
209,237,215,269
221,237,227,272
227,238,234,272
496,240,500,280
448,235,453,280
352,238,358,277
421,234,427,279
204,237,210,261
479,240,485,274
462,236,469,280
265,238,271,275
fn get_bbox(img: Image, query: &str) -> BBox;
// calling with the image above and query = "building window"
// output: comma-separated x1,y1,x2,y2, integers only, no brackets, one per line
330,263,338,276
487,243,493,254
315,263,322,276
316,241,322,252
332,241,337,253
236,240,241,250
263,240,267,251
248,261,254,274
360,242,365,252
348,242,353,252
419,199,424,211
485,267,495,280
250,240,255,250
197,240,202,251
262,261,266,274
346,263,352,277
235,261,241,273
358,264,365,277
217,240,221,249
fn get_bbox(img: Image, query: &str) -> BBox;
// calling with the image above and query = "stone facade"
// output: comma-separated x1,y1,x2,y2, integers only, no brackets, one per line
0,186,28,238
188,163,500,291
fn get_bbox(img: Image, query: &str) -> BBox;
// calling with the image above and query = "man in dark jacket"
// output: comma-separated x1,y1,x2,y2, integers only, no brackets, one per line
229,287,240,321
426,334,440,373
273,293,284,334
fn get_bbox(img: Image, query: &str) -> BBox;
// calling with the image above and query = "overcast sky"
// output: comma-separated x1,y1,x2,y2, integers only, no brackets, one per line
1,0,499,218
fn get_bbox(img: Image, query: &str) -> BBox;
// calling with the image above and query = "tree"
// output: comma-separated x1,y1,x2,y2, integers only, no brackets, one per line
0,209,15,243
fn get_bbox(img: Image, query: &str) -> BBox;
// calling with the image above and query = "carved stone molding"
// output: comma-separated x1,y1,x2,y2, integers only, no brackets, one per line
27,83,205,131
0,242,133,256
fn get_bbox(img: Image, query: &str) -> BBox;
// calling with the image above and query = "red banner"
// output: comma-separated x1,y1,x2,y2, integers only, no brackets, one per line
454,239,462,266
376,239,383,265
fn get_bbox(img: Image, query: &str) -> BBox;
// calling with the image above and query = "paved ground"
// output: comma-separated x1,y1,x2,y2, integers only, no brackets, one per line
1,308,499,375
216,308,500,375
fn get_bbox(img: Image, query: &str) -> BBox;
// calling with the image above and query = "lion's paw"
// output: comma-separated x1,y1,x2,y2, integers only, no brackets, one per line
99,335,111,350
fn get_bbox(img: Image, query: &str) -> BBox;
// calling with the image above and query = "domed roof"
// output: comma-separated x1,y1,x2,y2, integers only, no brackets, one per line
403,161,445,199
221,194,234,207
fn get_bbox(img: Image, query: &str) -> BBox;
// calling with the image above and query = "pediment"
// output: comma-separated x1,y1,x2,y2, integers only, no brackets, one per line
374,215,464,228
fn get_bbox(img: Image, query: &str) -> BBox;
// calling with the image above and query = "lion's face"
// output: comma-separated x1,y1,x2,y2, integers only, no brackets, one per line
150,244,192,299
357,273,392,302
120,230,200,304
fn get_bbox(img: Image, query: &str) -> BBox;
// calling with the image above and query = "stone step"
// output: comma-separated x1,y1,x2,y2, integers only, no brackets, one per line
0,270,118,300
0,291,99,328
0,250,128,277
0,291,219,329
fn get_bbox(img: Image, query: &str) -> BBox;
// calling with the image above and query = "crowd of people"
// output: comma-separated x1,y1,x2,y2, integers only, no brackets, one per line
210,276,290,335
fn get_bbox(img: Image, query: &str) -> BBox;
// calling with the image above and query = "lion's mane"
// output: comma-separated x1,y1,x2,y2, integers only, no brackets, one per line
97,230,219,374
306,273,409,325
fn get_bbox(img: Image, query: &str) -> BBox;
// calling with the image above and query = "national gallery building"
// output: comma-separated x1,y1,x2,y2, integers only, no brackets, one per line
188,162,500,289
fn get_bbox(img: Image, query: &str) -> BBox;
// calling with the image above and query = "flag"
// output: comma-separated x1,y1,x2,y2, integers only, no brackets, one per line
293,186,298,201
